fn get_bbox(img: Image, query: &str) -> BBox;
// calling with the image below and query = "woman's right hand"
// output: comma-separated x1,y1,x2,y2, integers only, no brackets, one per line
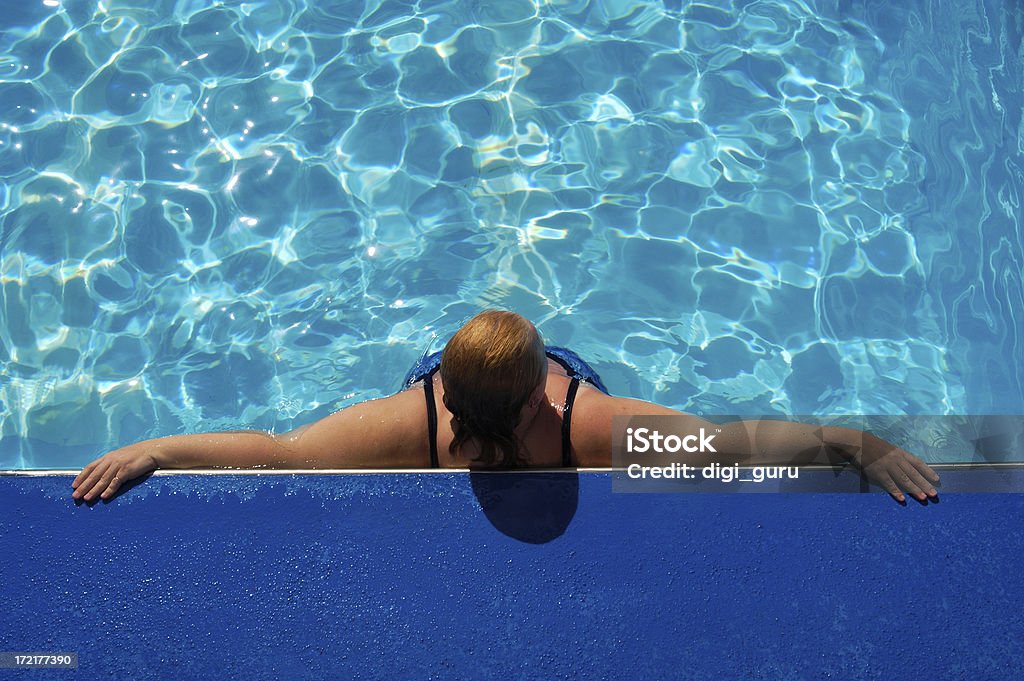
71,443,161,501
846,433,941,503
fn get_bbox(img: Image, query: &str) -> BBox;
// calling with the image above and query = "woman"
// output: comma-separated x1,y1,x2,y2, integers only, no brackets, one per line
71,310,940,503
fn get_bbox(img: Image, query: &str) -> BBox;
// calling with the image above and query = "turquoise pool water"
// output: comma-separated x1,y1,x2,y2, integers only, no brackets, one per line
0,0,1021,469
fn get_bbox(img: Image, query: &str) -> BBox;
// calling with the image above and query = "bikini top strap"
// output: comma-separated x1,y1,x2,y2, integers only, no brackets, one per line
561,378,580,467
423,371,440,468
545,349,573,374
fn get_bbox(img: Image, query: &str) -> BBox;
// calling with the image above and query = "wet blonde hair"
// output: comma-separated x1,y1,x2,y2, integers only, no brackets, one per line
440,310,547,468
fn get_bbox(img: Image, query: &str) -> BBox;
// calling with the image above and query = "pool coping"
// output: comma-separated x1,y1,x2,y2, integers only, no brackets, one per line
3,462,1022,474
4,463,1022,494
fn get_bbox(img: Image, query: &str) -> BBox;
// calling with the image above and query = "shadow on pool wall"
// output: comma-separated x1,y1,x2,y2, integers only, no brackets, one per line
469,472,580,543
2,471,1023,679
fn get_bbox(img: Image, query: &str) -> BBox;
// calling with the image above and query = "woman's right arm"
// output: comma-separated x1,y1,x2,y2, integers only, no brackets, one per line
573,393,940,503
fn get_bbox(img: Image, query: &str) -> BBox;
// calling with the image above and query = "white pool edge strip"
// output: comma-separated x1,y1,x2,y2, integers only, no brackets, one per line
3,463,1023,476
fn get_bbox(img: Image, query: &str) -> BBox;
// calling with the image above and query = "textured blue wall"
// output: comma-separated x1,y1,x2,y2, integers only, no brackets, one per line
1,472,1022,679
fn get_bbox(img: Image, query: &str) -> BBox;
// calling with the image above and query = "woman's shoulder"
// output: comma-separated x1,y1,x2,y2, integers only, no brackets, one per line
283,388,431,468
567,389,693,466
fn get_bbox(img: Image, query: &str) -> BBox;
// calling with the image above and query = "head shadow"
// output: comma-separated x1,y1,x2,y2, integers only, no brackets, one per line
468,470,579,544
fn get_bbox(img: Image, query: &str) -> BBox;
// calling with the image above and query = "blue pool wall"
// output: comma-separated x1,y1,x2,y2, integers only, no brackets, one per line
2,470,1023,679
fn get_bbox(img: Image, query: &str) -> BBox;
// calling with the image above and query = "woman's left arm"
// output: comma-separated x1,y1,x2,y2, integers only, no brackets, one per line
72,390,428,501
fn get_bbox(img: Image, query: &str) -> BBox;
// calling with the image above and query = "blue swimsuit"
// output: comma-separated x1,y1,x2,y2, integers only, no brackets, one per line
402,346,610,467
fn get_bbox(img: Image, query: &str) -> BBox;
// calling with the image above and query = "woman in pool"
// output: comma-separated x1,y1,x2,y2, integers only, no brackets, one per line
72,309,940,504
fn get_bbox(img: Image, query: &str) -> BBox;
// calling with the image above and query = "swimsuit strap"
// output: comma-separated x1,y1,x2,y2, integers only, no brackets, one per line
423,370,440,468
561,378,580,467
545,350,575,376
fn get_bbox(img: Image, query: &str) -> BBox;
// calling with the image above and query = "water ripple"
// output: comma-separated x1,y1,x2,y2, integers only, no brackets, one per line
0,0,1021,467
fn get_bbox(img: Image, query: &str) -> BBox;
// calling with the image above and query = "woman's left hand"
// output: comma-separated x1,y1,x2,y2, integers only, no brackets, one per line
71,444,161,501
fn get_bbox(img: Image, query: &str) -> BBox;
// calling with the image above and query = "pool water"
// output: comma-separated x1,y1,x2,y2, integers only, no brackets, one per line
0,0,1021,469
